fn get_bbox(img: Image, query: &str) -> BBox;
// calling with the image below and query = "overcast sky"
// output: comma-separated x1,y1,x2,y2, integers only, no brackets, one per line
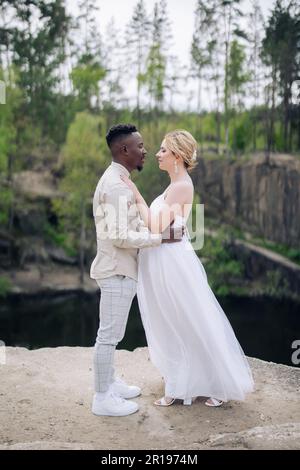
93,0,275,64
66,0,277,110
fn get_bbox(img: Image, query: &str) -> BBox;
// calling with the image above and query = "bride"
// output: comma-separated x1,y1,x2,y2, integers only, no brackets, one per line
121,129,254,407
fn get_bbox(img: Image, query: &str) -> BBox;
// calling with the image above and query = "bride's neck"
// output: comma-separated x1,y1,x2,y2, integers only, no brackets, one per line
168,166,189,183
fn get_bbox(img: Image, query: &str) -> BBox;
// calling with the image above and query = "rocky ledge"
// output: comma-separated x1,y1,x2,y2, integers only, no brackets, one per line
0,347,299,450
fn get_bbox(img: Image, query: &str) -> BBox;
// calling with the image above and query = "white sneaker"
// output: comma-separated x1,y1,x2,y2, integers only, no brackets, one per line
111,377,141,399
92,391,139,417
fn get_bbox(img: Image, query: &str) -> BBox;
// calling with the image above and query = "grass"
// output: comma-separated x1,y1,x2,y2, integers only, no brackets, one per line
203,216,300,266
250,238,300,265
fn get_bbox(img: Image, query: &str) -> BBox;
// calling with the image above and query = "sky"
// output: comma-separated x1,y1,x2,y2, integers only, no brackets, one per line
94,0,276,65
66,0,277,110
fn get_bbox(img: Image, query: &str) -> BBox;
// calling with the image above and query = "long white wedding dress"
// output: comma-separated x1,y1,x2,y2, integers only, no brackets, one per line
137,189,255,402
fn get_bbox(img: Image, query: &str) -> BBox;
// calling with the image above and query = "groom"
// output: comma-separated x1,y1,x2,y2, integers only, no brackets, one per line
90,123,183,417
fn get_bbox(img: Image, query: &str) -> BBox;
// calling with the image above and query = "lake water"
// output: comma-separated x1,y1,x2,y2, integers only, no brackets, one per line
0,292,299,367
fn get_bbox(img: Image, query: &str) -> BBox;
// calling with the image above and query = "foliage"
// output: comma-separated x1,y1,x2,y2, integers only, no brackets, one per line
0,0,299,280
254,269,291,299
70,59,106,111
252,238,300,266
52,111,108,280
195,228,244,296
43,222,77,257
0,276,11,298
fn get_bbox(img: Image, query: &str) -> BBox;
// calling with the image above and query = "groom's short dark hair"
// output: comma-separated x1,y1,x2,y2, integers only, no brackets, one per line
106,123,138,148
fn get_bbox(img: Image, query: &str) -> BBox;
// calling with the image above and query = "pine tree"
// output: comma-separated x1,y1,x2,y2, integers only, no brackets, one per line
218,0,245,156
143,0,172,115
261,0,300,152
191,0,216,151
55,112,107,284
125,0,151,127
247,0,265,151
71,0,106,111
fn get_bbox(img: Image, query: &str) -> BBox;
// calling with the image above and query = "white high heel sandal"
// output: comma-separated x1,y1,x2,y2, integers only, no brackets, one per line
154,397,193,406
154,397,175,407
205,397,223,407
183,398,192,405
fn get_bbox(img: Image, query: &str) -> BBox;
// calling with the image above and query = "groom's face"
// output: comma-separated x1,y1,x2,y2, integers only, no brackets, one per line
125,132,147,172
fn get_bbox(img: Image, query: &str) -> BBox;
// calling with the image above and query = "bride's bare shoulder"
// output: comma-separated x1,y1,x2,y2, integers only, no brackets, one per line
170,179,194,192
166,179,194,203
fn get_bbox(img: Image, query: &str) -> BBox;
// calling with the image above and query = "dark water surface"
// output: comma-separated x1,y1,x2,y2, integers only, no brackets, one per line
0,292,299,367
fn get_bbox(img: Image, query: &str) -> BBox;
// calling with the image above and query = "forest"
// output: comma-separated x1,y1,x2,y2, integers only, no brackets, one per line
0,0,299,289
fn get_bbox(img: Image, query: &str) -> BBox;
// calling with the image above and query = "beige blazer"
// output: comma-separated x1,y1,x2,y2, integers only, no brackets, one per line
90,161,162,281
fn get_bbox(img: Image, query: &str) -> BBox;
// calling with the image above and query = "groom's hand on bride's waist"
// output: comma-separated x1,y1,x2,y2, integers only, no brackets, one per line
161,223,185,243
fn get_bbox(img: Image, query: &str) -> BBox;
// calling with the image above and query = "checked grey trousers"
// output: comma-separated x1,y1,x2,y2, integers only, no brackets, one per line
93,275,137,393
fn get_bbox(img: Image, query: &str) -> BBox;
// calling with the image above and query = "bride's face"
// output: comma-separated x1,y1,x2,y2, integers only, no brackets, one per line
156,140,175,172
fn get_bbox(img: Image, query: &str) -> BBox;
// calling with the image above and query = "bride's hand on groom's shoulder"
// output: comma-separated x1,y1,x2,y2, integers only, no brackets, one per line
120,175,139,198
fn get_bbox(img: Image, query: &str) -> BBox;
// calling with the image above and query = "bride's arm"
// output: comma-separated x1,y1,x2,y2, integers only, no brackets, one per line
120,176,192,234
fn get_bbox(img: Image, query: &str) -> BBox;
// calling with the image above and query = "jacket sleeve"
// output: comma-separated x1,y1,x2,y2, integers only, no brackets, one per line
101,185,162,249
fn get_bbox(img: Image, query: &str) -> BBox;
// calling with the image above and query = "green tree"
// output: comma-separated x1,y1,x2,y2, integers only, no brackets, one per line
7,0,71,139
126,0,151,127
70,60,106,112
261,0,300,152
190,0,247,156
144,41,166,112
0,66,23,263
54,112,108,284
201,0,224,154
191,0,216,152
228,40,250,153
142,0,172,138
102,18,124,112
247,0,265,152
71,0,106,112
218,0,245,157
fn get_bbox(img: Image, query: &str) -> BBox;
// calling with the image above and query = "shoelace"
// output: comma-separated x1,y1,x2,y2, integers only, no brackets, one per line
114,377,126,386
109,392,126,404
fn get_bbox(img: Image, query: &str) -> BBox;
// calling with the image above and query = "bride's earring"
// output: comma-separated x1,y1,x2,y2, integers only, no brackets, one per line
174,160,178,174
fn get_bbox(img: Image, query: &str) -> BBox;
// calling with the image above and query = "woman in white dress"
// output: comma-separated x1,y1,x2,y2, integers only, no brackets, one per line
121,130,254,407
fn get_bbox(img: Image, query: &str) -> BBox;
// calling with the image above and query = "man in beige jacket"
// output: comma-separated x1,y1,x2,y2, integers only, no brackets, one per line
90,124,183,417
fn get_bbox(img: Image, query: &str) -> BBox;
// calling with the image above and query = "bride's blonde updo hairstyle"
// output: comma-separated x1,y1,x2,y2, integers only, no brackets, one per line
164,129,198,172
